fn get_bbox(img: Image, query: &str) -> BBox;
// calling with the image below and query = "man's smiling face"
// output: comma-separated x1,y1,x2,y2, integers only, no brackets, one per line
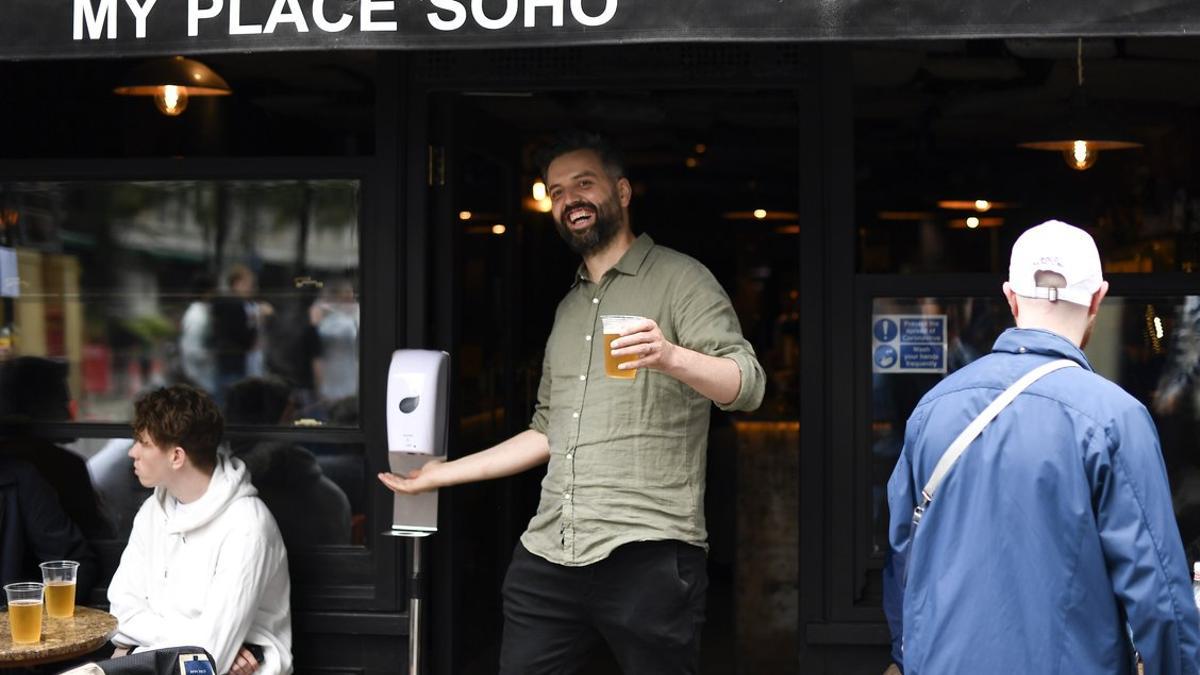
546,149,627,255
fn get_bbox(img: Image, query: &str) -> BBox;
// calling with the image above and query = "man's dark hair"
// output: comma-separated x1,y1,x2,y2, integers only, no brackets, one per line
0,357,70,421
224,376,291,426
536,130,626,180
132,385,223,472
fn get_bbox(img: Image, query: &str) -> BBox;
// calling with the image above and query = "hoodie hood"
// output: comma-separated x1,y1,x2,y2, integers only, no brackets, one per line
153,452,258,534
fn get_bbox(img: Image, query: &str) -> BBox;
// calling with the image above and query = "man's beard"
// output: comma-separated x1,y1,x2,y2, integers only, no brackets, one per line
555,198,621,255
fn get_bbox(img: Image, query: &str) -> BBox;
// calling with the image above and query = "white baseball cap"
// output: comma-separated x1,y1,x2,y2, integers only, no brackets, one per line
1008,220,1103,307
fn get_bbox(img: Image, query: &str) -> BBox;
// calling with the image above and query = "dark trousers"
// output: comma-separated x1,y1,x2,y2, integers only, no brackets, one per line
499,540,708,675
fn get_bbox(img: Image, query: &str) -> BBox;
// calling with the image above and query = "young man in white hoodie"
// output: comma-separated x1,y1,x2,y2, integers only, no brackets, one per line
108,385,293,675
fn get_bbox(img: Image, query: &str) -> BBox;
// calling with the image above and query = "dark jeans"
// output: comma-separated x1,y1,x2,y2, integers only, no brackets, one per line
499,540,708,675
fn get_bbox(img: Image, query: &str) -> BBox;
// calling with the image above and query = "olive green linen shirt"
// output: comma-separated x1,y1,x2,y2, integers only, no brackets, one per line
521,234,766,566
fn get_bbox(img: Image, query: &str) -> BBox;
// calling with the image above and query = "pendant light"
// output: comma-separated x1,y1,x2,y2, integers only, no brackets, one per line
1018,39,1141,171
114,56,231,117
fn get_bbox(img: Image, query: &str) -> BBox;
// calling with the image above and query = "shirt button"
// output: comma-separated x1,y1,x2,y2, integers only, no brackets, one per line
592,297,599,304
572,411,579,418
566,453,573,460
579,375,586,381
585,335,592,341
1019,347,1027,353
562,492,571,500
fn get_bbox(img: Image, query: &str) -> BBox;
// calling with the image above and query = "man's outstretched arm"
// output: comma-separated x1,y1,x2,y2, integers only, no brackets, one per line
378,429,551,495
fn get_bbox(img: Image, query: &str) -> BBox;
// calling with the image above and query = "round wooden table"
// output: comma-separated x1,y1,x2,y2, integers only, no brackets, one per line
0,606,117,668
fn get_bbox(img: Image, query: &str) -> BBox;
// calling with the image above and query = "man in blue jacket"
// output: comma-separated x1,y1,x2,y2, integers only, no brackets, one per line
886,220,1200,674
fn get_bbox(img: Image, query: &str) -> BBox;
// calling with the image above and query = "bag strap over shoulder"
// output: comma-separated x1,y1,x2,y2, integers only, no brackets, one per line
911,358,1080,528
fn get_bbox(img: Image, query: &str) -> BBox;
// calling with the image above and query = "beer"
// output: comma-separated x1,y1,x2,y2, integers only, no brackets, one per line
44,581,76,618
600,315,647,380
7,599,42,644
39,560,78,618
604,333,638,379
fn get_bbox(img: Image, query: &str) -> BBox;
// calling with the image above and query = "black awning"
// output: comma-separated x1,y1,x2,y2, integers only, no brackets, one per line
6,0,1199,60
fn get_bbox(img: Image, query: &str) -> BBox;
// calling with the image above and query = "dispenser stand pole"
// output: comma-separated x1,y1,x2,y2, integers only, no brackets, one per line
409,536,424,675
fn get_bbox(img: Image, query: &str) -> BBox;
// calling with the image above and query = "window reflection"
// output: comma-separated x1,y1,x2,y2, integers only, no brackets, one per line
0,180,360,426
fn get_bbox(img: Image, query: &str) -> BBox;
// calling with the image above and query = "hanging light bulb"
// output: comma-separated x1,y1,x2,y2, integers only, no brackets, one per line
154,85,189,116
532,180,547,201
1018,39,1141,171
114,56,231,117
1065,140,1097,171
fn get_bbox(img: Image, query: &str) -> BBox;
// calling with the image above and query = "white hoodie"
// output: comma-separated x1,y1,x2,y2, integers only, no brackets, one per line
108,453,293,675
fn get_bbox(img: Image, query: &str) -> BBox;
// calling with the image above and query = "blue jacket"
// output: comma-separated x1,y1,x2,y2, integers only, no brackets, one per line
886,328,1200,674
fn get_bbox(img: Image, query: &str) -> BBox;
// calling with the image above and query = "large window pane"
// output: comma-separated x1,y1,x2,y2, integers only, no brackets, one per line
0,180,360,426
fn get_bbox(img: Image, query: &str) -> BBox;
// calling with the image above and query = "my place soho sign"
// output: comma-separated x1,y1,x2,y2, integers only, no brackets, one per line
0,0,1197,59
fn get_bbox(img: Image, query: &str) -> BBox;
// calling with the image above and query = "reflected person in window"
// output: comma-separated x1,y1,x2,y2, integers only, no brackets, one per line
180,272,218,394
379,130,766,674
310,277,359,403
885,221,1200,674
211,265,271,403
224,376,352,549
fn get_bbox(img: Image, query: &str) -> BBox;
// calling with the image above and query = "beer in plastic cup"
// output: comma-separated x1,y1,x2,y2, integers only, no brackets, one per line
4,582,44,644
39,561,79,618
601,315,646,380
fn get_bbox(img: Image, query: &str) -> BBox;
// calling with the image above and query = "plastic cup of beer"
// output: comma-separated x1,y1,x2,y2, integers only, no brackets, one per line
4,582,44,644
601,315,646,380
39,560,79,618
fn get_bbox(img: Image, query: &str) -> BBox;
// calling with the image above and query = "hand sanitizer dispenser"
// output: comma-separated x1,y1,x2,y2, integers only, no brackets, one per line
385,349,449,537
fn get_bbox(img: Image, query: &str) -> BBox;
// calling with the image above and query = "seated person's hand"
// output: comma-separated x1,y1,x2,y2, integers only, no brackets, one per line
227,646,260,675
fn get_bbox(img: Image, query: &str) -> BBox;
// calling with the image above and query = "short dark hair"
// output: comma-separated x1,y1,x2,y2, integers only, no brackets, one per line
132,385,223,472
224,376,291,426
536,130,626,180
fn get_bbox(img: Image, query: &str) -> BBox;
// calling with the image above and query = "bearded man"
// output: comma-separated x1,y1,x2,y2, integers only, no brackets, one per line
378,130,765,674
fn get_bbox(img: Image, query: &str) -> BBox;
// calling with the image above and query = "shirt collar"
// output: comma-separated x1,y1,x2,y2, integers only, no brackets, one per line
991,327,1094,371
571,233,656,287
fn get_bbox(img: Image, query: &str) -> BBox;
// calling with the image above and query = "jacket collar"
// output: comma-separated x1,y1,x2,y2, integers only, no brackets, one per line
992,327,1094,372
571,233,655,287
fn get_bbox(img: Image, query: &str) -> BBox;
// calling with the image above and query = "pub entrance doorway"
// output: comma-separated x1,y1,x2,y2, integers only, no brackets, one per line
421,81,804,673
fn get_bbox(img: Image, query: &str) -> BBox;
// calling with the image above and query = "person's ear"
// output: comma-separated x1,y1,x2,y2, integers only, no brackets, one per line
617,177,632,208
1002,282,1019,322
170,446,188,470
1089,281,1109,318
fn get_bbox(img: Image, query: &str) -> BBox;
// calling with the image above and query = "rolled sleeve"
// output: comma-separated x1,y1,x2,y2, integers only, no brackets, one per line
716,351,765,412
673,263,765,413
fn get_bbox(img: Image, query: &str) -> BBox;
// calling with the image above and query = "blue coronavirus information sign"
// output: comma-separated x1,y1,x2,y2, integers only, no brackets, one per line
872,314,947,374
